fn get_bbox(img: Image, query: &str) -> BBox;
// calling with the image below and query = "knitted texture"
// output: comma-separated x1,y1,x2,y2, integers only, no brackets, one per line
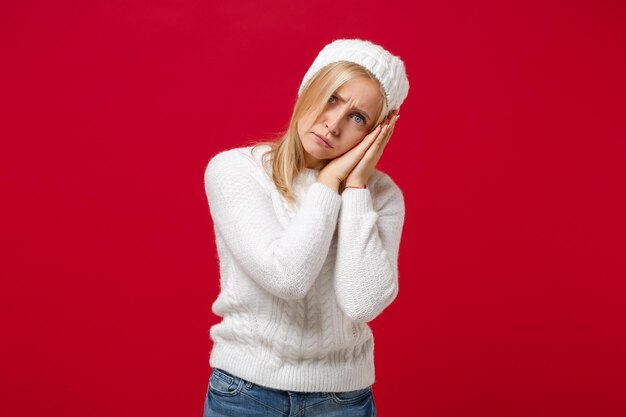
298,39,410,112
203,144,405,392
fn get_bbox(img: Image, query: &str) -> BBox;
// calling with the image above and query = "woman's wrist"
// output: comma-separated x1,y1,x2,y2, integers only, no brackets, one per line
344,184,367,189
316,172,341,193
344,176,368,189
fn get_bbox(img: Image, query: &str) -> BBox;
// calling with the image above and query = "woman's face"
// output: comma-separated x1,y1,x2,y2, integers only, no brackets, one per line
297,76,384,170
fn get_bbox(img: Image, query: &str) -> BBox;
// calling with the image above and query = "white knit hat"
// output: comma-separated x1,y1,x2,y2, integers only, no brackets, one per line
298,39,410,112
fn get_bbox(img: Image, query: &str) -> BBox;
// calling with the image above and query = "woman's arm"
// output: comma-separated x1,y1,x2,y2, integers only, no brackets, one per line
204,149,341,300
333,173,405,323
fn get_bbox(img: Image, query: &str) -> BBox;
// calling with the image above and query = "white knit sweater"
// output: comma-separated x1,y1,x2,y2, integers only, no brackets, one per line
203,144,405,392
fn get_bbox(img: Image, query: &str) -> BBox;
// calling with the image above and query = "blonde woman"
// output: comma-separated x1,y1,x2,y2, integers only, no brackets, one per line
202,39,409,417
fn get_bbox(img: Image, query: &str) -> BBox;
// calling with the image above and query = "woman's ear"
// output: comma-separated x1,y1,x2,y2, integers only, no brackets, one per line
384,109,399,124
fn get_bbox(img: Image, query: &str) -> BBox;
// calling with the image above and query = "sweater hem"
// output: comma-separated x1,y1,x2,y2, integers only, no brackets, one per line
209,341,375,393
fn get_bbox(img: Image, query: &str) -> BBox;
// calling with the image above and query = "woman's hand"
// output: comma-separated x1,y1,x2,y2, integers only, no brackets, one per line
344,112,399,187
317,112,399,192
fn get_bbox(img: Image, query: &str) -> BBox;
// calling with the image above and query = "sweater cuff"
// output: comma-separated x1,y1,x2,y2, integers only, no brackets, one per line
341,188,374,215
307,182,342,216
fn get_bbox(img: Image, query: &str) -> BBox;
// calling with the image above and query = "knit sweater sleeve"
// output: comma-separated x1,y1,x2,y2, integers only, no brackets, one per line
334,173,405,323
204,149,342,300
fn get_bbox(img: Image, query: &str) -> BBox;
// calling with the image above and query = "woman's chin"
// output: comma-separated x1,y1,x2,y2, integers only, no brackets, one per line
302,148,330,169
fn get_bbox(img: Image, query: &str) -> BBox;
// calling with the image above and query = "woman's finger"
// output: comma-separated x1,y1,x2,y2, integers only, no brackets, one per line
339,123,382,168
346,117,398,181
350,114,399,169
372,115,398,157
366,125,389,158
381,115,399,146
361,124,382,148
355,124,382,156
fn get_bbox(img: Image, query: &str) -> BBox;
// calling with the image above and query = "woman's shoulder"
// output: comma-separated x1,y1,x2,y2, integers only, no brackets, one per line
206,144,269,171
368,169,405,211
204,144,273,186
370,169,403,195
207,144,268,165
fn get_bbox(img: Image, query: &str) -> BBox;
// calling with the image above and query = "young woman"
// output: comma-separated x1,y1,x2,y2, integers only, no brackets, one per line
202,39,409,417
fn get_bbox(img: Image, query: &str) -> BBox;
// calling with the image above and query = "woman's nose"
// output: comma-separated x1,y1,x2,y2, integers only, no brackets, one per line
324,109,343,135
325,120,338,135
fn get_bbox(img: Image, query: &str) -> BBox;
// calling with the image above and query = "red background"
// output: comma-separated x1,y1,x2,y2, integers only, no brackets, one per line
1,1,625,416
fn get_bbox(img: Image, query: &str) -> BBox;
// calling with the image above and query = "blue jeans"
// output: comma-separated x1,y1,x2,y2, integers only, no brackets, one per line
203,368,377,417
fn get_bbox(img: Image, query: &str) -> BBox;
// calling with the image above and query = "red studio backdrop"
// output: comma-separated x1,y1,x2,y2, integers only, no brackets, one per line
1,1,625,416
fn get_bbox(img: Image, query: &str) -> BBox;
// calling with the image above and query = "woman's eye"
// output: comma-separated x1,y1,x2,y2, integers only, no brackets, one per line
328,95,337,103
353,114,365,125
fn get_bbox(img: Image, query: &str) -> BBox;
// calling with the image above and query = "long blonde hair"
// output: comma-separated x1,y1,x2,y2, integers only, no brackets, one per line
251,61,388,204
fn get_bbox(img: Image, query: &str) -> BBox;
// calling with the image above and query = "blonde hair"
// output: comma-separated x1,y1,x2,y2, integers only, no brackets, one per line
251,61,389,204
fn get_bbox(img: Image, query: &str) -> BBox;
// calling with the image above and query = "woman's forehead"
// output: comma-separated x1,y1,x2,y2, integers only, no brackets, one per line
335,77,384,113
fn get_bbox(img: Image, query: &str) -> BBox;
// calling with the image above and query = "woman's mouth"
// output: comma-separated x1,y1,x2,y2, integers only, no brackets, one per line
314,133,333,148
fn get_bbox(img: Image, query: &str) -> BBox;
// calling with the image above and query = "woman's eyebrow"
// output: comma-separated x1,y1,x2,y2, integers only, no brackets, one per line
334,93,371,121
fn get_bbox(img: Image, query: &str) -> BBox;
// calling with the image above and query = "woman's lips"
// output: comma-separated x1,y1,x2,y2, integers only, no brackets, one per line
314,133,333,148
